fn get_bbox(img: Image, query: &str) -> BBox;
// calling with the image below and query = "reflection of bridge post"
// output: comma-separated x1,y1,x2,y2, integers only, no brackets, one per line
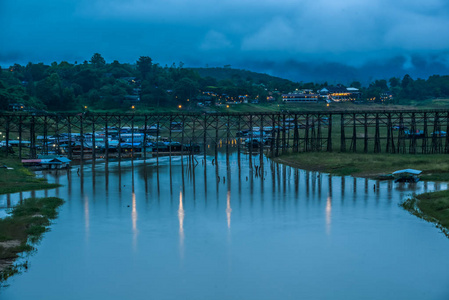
203,161,207,202
294,168,299,195
305,170,310,197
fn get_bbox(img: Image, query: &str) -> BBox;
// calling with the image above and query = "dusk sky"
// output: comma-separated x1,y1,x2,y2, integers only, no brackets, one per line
1,0,449,82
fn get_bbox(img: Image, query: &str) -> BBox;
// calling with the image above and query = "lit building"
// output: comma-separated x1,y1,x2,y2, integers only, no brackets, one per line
319,85,361,102
282,92,319,103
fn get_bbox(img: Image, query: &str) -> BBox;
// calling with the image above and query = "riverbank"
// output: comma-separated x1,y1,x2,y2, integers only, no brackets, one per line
0,154,60,195
401,191,449,238
0,197,64,282
275,152,449,181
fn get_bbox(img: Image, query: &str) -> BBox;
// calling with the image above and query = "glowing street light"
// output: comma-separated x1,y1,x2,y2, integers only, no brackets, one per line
131,105,135,110
178,105,182,109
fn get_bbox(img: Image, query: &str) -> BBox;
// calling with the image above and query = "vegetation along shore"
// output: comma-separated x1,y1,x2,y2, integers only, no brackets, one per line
0,197,64,283
0,152,60,195
0,152,63,284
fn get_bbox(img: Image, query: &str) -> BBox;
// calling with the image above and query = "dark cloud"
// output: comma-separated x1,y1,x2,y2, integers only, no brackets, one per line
1,0,448,82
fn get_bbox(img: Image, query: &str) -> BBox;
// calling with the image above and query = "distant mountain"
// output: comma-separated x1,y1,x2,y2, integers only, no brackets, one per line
189,67,296,84
228,55,449,86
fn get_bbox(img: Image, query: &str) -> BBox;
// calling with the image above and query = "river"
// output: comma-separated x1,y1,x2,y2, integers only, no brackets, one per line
1,152,449,300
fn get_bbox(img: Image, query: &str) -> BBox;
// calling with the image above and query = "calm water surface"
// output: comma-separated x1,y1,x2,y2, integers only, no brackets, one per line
1,153,449,300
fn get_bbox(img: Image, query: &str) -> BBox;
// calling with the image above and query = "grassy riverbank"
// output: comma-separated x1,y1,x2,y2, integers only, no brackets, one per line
275,152,449,181
0,197,64,282
0,154,60,195
401,191,449,238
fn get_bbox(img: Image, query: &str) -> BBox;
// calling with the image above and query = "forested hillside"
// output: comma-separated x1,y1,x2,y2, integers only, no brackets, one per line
1,53,449,112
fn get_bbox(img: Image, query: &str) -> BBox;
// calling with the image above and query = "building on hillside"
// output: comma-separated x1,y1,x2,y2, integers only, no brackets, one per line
380,91,393,102
319,85,361,102
282,92,319,103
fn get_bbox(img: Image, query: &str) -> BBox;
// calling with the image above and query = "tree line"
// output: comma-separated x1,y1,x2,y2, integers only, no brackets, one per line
1,53,449,111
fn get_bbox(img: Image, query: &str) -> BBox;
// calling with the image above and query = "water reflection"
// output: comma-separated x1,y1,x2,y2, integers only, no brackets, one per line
132,192,138,250
84,194,89,241
1,153,449,300
178,190,184,258
226,190,232,229
326,195,332,235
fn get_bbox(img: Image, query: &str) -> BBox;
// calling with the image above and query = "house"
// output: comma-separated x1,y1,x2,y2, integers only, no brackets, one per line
320,85,361,102
380,91,393,102
8,103,25,111
22,157,71,169
282,93,319,103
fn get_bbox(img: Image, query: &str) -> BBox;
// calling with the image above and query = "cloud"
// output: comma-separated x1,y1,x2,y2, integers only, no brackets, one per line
1,0,449,81
200,31,233,51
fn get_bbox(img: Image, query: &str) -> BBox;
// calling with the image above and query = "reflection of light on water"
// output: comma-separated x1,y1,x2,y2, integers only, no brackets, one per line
132,192,138,249
226,191,232,229
84,195,89,240
178,191,185,258
326,195,332,235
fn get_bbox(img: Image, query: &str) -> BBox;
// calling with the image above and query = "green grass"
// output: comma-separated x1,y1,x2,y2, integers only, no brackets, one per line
276,152,449,179
0,153,60,195
416,191,449,229
0,197,64,281
401,191,449,238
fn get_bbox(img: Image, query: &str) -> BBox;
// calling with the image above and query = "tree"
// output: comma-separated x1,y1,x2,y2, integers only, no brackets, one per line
401,74,413,89
90,53,106,68
350,81,362,89
137,56,152,80
389,77,400,88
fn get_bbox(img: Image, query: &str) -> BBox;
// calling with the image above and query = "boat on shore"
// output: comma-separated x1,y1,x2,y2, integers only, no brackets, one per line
393,169,422,183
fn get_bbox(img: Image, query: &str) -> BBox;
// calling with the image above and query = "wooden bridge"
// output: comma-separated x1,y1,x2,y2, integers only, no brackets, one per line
1,109,449,164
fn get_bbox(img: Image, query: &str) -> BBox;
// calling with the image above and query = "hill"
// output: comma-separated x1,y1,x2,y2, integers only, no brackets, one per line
189,67,296,85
